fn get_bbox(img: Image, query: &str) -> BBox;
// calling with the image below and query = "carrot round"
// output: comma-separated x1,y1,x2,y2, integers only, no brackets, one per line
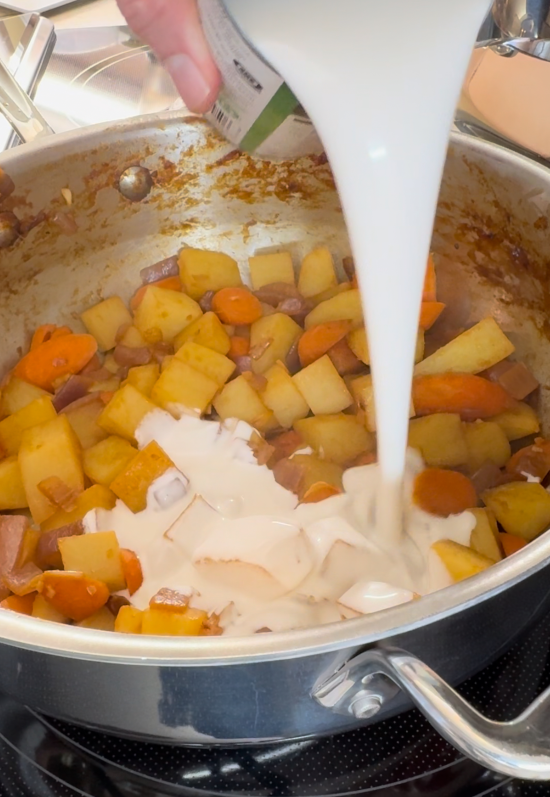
412,373,516,421
413,468,477,517
14,334,98,391
499,532,527,557
0,593,35,615
40,571,109,621
120,548,143,596
212,287,262,325
228,335,250,360
419,301,445,330
422,254,436,302
130,277,182,311
298,321,351,367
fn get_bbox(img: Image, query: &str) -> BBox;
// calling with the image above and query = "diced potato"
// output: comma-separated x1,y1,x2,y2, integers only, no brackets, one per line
249,313,302,374
1,377,48,417
347,328,424,366
151,359,219,417
63,396,108,450
75,606,115,631
291,454,344,496
179,248,242,300
293,356,352,415
19,415,84,525
89,377,120,394
491,402,540,441
59,531,125,591
214,375,275,433
261,362,309,428
0,456,28,509
310,282,352,307
294,414,374,464
414,317,515,376
463,421,511,473
115,605,143,634
32,593,68,623
40,570,110,621
103,353,119,374
469,507,502,562
98,384,157,441
141,606,207,636
18,527,40,568
110,441,175,513
0,396,57,456
41,484,117,532
173,311,231,355
118,325,146,348
81,296,133,352
350,374,413,432
175,341,235,387
483,481,550,540
304,289,363,330
133,286,202,343
298,246,337,299
432,539,494,582
83,436,138,488
125,363,160,398
249,251,295,289
408,413,467,468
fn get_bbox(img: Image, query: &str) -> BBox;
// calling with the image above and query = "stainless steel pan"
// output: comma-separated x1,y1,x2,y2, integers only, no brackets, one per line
1,99,550,778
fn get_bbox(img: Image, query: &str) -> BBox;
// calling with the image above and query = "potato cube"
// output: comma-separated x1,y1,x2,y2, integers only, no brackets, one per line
75,606,115,631
249,313,302,374
175,341,235,387
305,289,363,330
261,362,309,428
350,373,413,432
463,421,511,473
482,481,550,540
414,317,515,376
103,353,119,374
118,325,146,348
249,251,295,289
19,415,84,525
294,414,374,464
63,396,108,450
133,286,202,344
151,359,219,417
310,282,352,307
115,605,144,634
179,248,242,300
298,247,337,299
213,375,275,433
491,402,540,441
41,484,117,532
173,311,231,355
83,436,138,488
408,413,467,468
125,363,160,398
293,356,352,415
141,606,207,636
98,384,157,441
110,441,175,513
32,593,68,623
1,377,49,417
58,530,125,591
0,396,57,456
348,327,424,366
0,456,28,510
432,539,494,583
290,454,344,496
469,507,502,562
81,296,133,352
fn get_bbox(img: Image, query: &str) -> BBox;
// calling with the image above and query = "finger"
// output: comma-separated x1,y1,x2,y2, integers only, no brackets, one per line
118,0,221,112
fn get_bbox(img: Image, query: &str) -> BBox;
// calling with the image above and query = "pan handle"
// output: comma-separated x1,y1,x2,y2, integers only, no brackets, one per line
0,57,53,143
313,647,550,780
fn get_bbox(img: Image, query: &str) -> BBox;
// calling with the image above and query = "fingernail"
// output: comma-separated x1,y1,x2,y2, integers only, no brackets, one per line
164,53,213,113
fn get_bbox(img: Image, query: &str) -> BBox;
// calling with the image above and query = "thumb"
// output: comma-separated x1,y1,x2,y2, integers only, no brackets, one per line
118,0,221,113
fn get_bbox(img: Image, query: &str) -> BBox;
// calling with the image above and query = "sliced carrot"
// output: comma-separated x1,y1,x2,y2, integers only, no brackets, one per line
120,549,143,596
51,326,73,340
505,438,550,482
211,287,262,325
301,482,342,503
419,301,446,330
31,325,56,351
499,533,527,557
0,593,35,615
412,373,516,421
413,468,477,517
423,254,436,302
40,571,109,621
130,277,182,311
14,334,98,391
298,321,352,367
268,429,303,464
228,336,250,360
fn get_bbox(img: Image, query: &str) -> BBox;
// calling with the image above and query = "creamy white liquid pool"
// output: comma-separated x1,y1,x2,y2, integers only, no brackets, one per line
224,0,492,538
85,411,475,635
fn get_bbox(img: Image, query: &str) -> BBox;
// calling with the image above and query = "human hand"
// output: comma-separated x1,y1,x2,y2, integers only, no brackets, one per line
117,0,221,113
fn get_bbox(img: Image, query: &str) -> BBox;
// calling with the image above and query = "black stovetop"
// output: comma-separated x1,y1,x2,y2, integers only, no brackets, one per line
2,608,550,797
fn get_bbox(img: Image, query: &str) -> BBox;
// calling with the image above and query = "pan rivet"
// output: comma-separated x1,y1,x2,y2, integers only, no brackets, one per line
0,211,20,248
118,166,153,202
349,693,382,719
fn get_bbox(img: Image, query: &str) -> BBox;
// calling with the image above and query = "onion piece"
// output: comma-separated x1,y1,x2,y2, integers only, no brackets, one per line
150,342,173,363
249,431,276,466
106,595,131,616
497,362,539,401
272,457,305,494
114,345,152,367
199,291,215,313
254,282,302,307
35,521,84,570
51,211,77,235
4,562,43,596
471,460,516,496
53,375,93,412
140,255,178,284
38,476,82,512
342,256,355,280
234,355,252,374
59,392,101,415
249,338,272,361
285,339,301,375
